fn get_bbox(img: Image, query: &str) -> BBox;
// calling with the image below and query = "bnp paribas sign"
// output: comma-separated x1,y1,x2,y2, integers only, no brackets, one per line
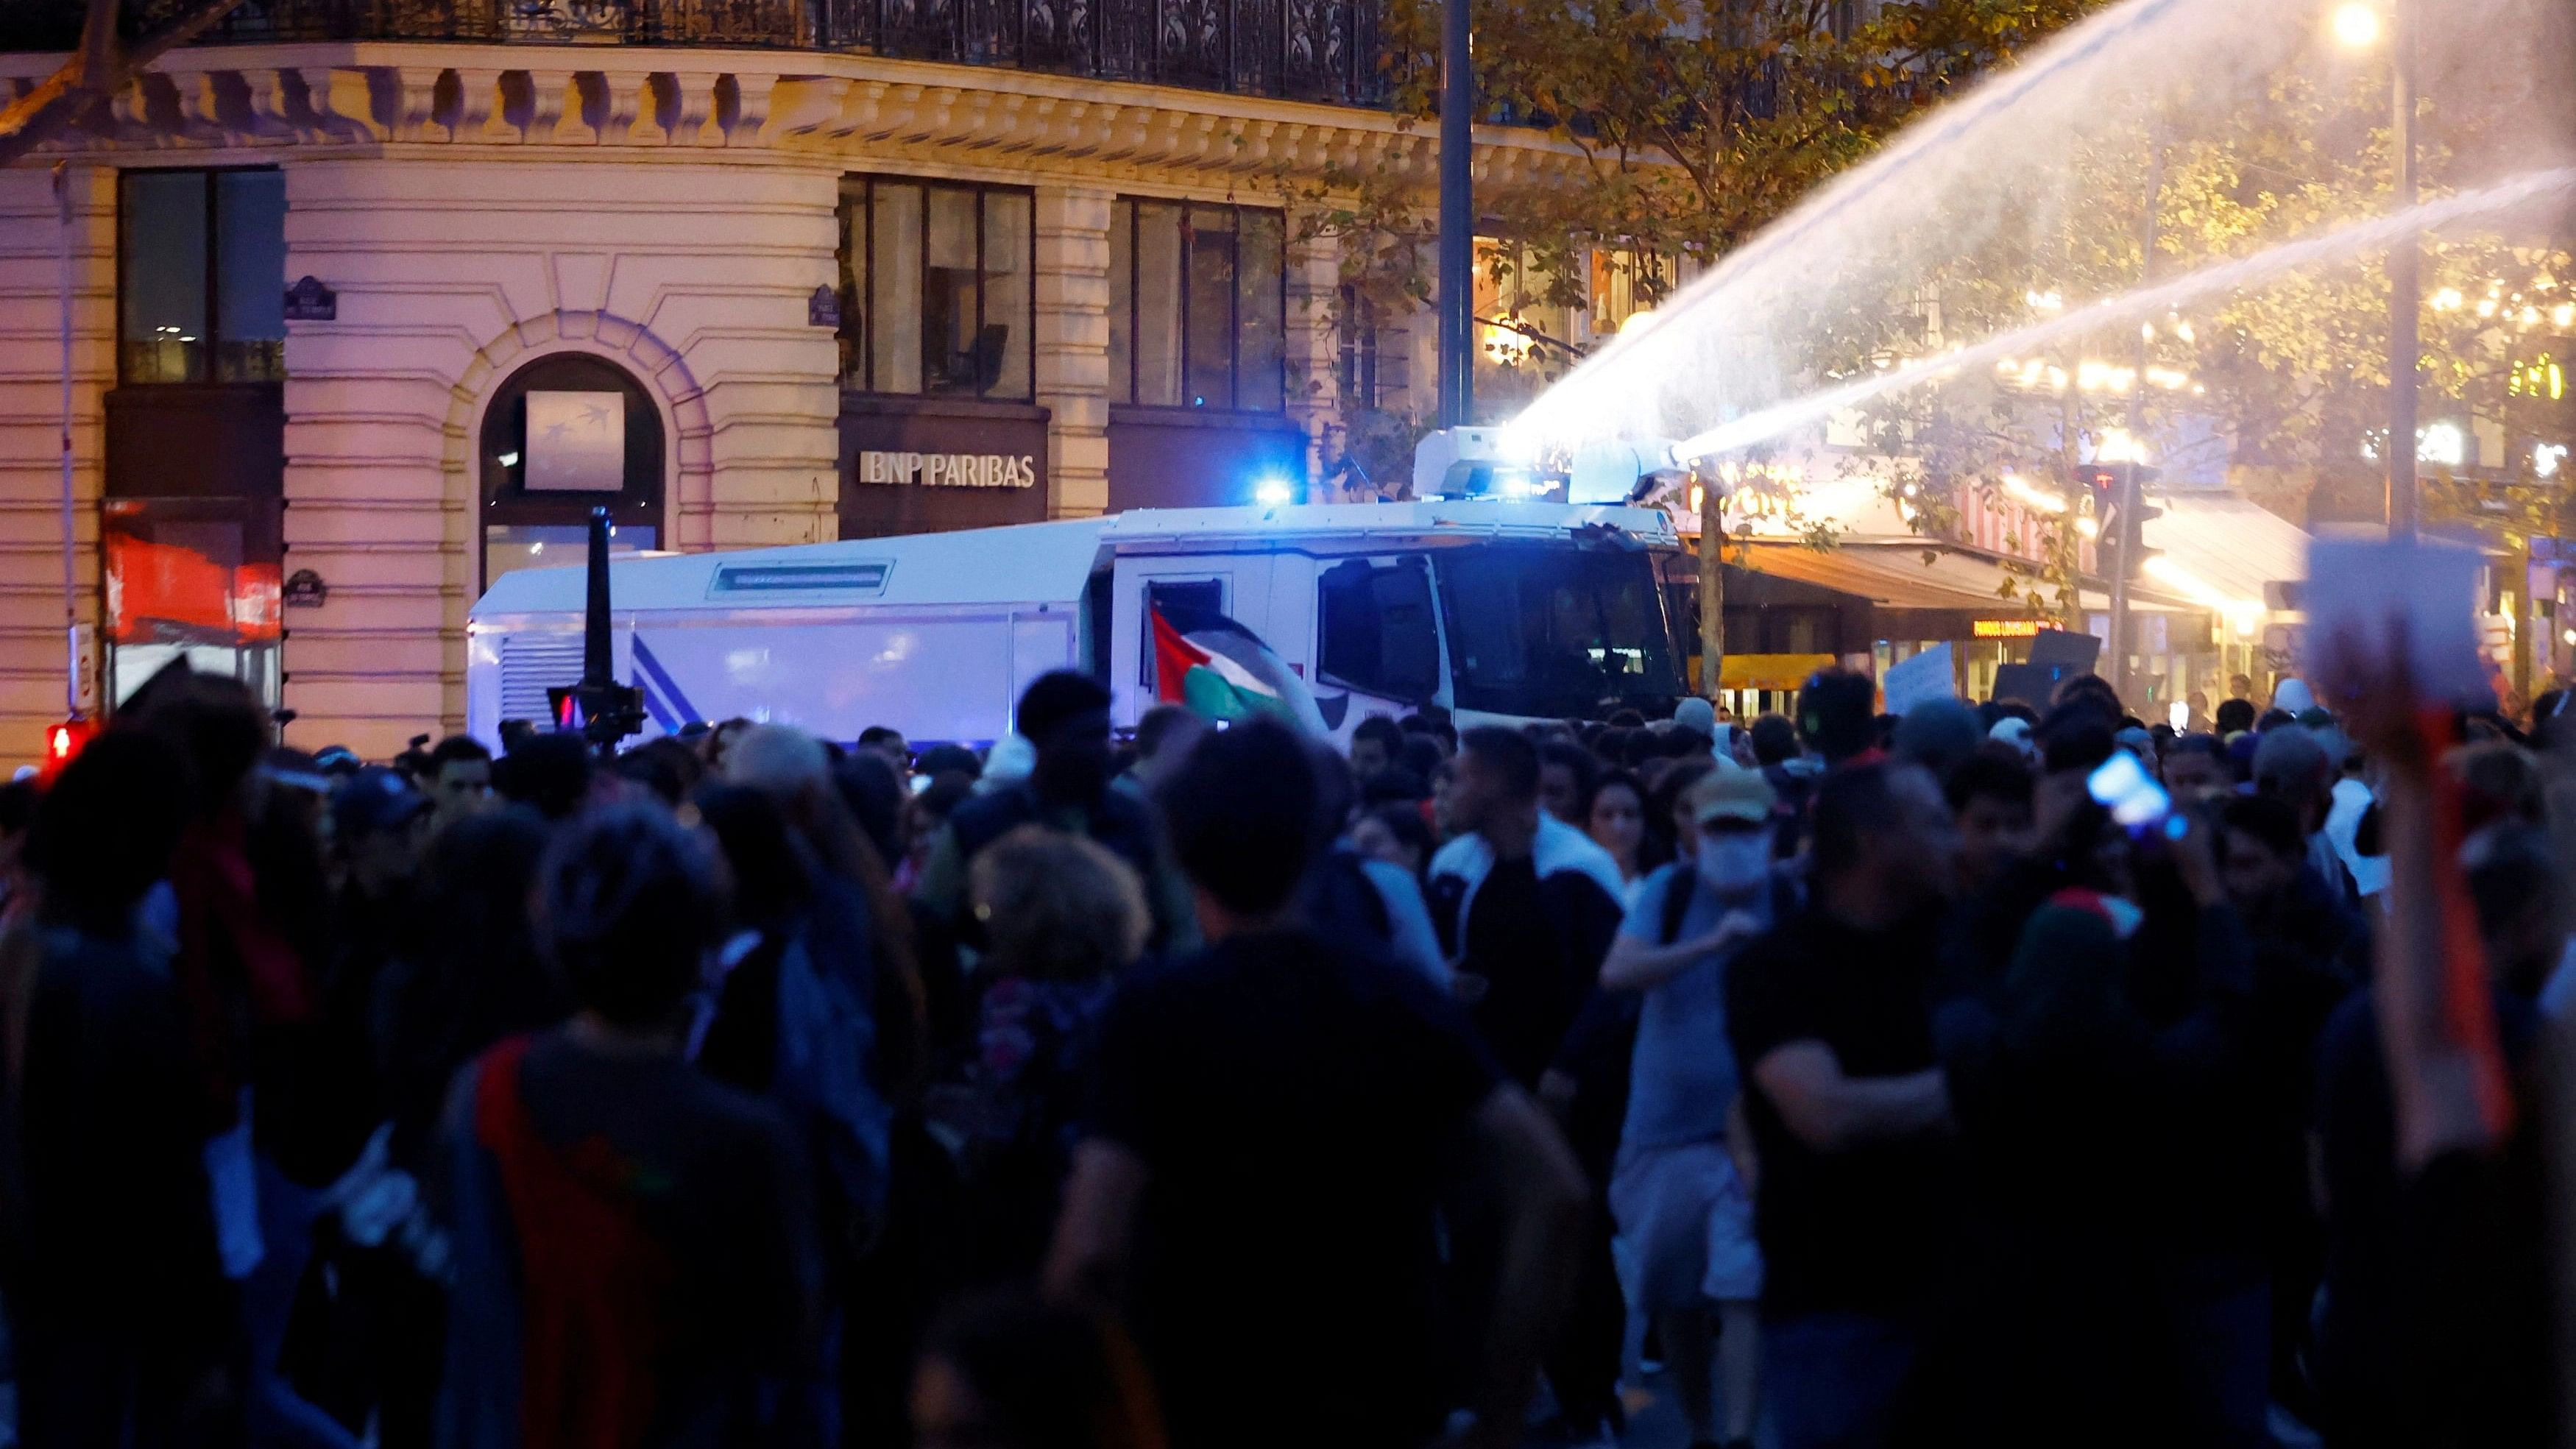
855,450,1038,489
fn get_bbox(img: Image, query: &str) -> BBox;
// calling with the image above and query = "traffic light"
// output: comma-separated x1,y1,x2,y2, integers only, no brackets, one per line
546,681,645,747
2079,464,2120,520
41,715,96,781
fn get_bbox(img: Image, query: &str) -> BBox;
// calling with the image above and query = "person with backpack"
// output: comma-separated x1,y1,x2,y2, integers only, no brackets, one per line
949,827,1150,1282
1599,768,1794,1449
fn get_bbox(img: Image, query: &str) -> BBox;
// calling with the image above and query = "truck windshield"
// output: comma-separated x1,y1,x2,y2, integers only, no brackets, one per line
1437,543,1683,720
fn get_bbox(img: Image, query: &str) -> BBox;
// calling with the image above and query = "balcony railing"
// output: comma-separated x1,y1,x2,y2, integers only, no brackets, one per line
3,0,1390,107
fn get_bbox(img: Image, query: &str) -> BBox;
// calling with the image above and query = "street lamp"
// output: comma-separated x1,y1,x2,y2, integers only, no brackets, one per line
2336,0,2417,541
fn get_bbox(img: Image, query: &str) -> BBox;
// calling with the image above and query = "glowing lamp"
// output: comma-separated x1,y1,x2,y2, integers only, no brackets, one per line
2332,1,2381,49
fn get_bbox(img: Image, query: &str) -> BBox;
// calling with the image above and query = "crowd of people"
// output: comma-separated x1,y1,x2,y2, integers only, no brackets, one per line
0,652,2561,1449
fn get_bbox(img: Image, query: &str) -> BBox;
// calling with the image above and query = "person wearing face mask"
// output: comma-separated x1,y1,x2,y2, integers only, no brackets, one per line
1597,768,1796,1449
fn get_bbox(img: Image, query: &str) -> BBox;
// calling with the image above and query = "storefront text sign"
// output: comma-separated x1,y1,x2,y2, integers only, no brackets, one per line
1972,618,2044,639
856,450,1038,489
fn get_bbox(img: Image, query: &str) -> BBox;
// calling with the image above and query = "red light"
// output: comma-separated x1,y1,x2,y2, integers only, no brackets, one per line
40,716,96,779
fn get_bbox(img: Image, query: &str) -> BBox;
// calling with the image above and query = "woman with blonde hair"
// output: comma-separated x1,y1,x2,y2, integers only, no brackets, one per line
953,826,1151,1280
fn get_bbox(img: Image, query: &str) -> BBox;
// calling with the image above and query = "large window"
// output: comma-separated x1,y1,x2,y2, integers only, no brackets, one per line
478,354,664,590
838,177,1033,400
1107,199,1285,411
118,169,286,384
1436,544,1682,720
1318,556,1440,702
1338,286,1382,410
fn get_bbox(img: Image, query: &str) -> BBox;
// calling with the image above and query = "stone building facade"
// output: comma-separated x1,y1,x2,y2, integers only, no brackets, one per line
0,13,1586,756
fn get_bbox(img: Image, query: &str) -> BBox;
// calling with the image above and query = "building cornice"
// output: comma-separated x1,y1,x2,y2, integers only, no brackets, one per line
0,41,1596,194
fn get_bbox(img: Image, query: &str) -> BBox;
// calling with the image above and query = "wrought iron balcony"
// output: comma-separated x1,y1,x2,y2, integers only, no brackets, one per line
2,0,1390,107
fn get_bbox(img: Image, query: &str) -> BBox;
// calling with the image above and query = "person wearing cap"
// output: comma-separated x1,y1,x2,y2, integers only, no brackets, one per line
1596,768,1794,1449
916,670,1196,950
333,767,432,915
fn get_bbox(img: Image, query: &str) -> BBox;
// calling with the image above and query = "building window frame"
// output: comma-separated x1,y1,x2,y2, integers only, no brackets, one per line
1337,284,1381,411
475,352,667,592
1107,196,1289,414
837,174,1037,402
116,166,287,386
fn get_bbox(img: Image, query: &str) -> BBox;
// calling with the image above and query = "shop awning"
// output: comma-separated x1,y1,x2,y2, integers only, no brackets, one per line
2141,494,2311,610
1737,542,2053,614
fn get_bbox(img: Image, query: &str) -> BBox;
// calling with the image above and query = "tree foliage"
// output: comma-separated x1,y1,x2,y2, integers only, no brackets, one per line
1298,0,2099,366
0,0,251,170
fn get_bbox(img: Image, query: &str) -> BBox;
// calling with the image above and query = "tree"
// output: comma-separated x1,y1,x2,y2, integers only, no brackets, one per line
1292,0,2106,694
1308,0,2099,375
0,0,252,170
1295,0,2572,704
1838,65,2571,684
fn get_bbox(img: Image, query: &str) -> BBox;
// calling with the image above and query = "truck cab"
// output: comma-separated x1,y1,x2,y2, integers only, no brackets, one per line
1100,501,1687,734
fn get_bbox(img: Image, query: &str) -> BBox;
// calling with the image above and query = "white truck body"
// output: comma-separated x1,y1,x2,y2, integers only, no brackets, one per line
465,500,1684,748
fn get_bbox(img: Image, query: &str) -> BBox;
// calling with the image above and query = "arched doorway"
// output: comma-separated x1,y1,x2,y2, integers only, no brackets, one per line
477,352,665,590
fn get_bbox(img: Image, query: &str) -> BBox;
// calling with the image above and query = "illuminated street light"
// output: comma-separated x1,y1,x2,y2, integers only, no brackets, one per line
2332,1,2381,49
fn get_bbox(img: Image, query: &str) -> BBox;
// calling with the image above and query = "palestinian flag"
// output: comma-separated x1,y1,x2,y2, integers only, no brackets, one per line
1150,600,1327,732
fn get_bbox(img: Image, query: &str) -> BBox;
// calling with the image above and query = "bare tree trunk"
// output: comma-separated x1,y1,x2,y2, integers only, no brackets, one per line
0,0,252,170
2056,376,2090,634
1699,473,1724,706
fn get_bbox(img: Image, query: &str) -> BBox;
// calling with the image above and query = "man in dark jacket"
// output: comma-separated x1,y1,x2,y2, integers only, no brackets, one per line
916,672,1196,950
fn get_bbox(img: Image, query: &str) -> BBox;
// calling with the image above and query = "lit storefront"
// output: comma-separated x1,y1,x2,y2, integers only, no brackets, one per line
1659,458,2236,716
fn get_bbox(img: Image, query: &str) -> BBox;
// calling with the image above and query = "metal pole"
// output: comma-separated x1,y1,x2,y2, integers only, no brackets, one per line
2386,0,2418,541
1437,0,1472,427
2108,140,2160,707
54,164,75,719
582,505,614,690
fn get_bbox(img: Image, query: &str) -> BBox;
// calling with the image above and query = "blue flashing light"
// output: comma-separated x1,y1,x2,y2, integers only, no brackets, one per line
1253,476,1295,506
